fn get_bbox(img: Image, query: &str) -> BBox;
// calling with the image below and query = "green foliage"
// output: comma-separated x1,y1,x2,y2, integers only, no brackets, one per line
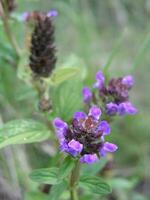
29,167,60,185
50,66,82,85
81,158,107,176
25,192,48,200
49,180,68,200
52,78,83,121
0,119,50,148
109,178,137,190
79,175,112,195
58,155,75,179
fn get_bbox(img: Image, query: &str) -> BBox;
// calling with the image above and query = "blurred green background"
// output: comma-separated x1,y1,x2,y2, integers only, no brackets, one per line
0,0,150,199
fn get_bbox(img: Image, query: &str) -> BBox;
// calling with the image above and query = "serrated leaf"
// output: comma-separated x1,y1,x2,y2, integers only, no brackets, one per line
58,156,75,179
49,180,68,200
0,119,50,149
79,176,112,195
29,167,59,185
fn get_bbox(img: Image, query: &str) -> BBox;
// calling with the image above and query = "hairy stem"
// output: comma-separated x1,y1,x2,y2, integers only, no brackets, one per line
0,2,21,57
70,160,80,200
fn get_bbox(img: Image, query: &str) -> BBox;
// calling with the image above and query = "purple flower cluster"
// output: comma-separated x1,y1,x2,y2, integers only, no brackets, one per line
53,106,118,164
82,71,137,116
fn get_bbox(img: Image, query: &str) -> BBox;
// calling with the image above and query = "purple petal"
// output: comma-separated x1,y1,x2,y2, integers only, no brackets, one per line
68,139,83,153
73,111,87,120
80,154,98,164
60,139,68,152
47,10,58,17
103,142,118,152
118,102,138,116
21,12,30,22
97,121,111,135
122,75,134,88
89,106,101,120
53,118,67,130
106,102,118,116
82,87,92,103
60,140,80,157
93,71,105,89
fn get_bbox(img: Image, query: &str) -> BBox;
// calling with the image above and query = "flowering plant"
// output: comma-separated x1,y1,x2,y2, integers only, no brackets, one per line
0,1,138,200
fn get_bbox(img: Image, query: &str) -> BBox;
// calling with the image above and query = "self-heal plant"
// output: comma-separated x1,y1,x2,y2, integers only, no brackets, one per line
53,105,118,164
82,71,137,117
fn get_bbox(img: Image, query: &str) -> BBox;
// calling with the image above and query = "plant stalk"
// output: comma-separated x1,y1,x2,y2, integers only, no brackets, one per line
70,159,80,200
0,2,21,58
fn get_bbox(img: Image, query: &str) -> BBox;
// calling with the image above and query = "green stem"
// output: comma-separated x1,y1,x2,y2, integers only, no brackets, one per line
70,160,80,200
0,2,21,58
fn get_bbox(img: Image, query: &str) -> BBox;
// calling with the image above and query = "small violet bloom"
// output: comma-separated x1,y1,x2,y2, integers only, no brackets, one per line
93,71,105,90
21,12,30,22
53,106,118,164
82,87,92,103
89,105,102,120
80,154,98,164
122,75,134,89
68,139,83,154
100,142,118,157
47,10,58,17
106,102,118,116
118,102,138,116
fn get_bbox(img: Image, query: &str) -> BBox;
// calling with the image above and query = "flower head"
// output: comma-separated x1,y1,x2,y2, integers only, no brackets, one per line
83,71,138,117
93,71,105,89
53,106,118,164
29,11,56,77
122,75,134,89
82,87,92,103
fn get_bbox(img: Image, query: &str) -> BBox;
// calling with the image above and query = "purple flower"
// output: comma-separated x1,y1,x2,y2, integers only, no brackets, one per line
68,139,83,154
47,10,58,17
106,102,118,116
100,142,118,157
74,111,87,120
80,154,98,164
93,71,105,89
53,118,67,130
89,105,101,120
122,75,134,88
118,102,137,116
21,12,30,22
82,87,92,103
97,121,111,135
53,107,117,164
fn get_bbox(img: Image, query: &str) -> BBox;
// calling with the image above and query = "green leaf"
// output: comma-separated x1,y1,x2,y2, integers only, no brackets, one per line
17,51,31,85
25,192,48,200
0,119,50,149
109,178,137,189
49,180,68,200
79,175,112,195
52,78,83,121
50,67,81,85
58,156,75,179
29,167,59,185
50,54,86,85
81,158,107,176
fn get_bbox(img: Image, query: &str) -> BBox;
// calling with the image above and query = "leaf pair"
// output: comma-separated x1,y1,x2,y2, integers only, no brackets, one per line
30,156,112,197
